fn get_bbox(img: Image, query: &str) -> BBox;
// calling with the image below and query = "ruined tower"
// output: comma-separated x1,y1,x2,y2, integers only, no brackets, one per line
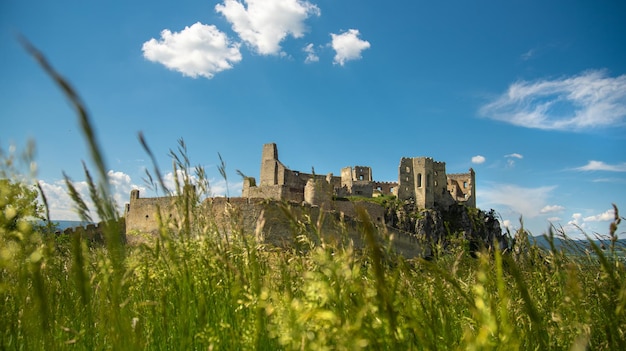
260,142,281,186
398,157,454,209
447,168,476,208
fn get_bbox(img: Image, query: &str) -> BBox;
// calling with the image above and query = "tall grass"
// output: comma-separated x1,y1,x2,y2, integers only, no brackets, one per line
1,40,625,349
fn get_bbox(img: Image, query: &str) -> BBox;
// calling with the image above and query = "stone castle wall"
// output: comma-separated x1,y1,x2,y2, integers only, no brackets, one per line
124,189,177,233
124,193,423,254
125,142,477,249
58,218,126,244
446,170,476,207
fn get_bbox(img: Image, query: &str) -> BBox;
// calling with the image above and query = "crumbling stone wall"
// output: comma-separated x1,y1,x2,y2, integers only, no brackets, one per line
447,169,476,207
372,181,398,197
124,189,177,234
58,218,126,244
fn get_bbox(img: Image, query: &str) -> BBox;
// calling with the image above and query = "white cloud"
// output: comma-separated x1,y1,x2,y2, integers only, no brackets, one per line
501,219,513,231
583,208,615,222
505,153,523,159
471,155,486,164
504,153,523,168
142,22,242,79
39,171,144,221
574,160,626,172
478,183,556,218
216,0,320,55
540,205,565,214
566,213,587,232
547,216,561,222
303,43,319,63
330,29,370,66
209,178,243,198
479,70,626,131
554,208,619,238
39,180,81,221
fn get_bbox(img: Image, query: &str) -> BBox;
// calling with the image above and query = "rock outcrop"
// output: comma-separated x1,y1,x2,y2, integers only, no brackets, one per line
386,200,509,255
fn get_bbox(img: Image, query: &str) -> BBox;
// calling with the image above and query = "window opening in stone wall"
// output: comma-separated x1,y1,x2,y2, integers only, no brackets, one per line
463,181,467,188
406,166,410,173
434,180,438,187
417,173,422,187
359,175,364,180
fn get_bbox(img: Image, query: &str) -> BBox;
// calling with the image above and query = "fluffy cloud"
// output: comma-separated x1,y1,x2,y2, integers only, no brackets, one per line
39,171,144,221
39,180,83,221
209,178,243,198
330,29,370,66
479,70,626,131
303,43,319,63
558,208,618,237
566,213,586,232
471,155,486,164
160,170,243,198
216,0,320,55
574,160,626,172
478,183,556,218
142,22,242,79
583,208,615,222
540,205,565,214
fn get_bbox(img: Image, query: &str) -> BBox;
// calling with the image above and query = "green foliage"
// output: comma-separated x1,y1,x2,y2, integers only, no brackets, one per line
0,179,44,234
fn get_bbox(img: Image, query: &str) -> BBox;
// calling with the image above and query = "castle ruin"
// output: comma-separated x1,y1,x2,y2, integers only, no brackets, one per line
242,143,475,209
125,143,476,236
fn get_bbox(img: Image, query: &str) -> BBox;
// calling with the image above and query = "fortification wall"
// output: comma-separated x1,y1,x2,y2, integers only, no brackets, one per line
398,158,417,202
447,170,475,207
58,218,126,244
125,190,177,234
304,178,333,209
372,181,398,196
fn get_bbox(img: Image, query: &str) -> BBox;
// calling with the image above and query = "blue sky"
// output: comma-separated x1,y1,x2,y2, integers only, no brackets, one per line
1,0,625,239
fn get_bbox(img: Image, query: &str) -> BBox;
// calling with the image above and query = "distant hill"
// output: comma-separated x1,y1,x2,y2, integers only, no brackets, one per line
531,234,626,253
48,220,93,231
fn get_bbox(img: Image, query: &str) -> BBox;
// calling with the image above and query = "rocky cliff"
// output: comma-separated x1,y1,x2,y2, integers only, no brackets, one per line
385,200,509,255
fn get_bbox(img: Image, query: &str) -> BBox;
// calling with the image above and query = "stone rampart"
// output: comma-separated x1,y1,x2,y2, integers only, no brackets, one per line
58,218,126,244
